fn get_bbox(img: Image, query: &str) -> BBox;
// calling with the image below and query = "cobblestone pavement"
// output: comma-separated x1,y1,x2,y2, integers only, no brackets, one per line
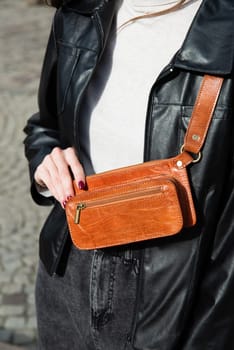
0,1,55,347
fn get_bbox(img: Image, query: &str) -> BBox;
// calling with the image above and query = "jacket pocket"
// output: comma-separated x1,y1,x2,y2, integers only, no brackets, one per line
57,41,80,115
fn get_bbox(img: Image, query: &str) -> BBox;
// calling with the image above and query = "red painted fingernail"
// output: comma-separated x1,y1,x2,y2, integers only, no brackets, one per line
66,195,73,201
78,181,85,190
62,200,67,209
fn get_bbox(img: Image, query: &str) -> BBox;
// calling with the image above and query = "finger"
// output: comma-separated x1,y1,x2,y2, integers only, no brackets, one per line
34,162,61,203
50,147,75,198
35,153,69,207
63,147,86,189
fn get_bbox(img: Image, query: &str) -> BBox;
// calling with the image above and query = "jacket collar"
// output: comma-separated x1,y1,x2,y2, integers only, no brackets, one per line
65,0,120,51
66,0,234,75
65,0,111,14
174,0,234,75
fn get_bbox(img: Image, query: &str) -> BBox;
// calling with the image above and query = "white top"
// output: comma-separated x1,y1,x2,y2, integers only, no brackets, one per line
78,0,202,175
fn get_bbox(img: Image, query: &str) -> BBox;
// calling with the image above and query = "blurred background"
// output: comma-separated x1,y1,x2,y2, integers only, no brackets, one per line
0,1,55,348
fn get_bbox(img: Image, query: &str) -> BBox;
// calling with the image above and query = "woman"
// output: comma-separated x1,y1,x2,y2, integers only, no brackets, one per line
24,0,234,349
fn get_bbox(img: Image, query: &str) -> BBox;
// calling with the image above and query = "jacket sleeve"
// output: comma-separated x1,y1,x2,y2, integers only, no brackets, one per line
181,156,234,349
24,12,61,206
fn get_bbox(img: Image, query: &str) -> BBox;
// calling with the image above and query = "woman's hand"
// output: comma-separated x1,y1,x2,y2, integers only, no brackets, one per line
34,147,85,208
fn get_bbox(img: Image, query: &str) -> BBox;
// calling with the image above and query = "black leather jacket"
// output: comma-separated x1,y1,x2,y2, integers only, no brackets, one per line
24,0,234,348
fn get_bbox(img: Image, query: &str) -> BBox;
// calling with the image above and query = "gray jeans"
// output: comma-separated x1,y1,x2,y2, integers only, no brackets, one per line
36,244,140,350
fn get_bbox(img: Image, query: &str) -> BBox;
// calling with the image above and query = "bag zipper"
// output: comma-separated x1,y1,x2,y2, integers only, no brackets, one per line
74,185,165,224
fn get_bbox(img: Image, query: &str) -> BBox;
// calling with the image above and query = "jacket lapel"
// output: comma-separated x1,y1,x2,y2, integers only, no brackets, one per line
174,0,234,75
66,0,234,75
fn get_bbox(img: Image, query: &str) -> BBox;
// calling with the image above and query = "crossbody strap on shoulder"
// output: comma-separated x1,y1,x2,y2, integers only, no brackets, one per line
183,75,224,156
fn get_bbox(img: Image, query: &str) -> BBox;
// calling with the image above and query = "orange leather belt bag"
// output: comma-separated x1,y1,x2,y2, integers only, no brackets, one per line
65,75,223,250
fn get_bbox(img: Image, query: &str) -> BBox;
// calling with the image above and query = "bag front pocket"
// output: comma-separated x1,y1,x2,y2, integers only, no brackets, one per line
66,177,184,249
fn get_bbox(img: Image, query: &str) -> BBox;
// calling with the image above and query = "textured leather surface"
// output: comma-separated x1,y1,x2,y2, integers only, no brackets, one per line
184,75,223,154
67,175,183,249
66,153,196,249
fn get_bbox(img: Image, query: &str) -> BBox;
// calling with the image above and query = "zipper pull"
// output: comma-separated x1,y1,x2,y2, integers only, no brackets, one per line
75,203,86,224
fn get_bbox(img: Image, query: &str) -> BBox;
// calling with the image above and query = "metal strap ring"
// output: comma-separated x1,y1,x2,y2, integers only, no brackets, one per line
180,144,202,163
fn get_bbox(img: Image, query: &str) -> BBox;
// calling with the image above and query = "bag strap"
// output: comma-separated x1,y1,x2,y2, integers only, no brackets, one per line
183,75,224,156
